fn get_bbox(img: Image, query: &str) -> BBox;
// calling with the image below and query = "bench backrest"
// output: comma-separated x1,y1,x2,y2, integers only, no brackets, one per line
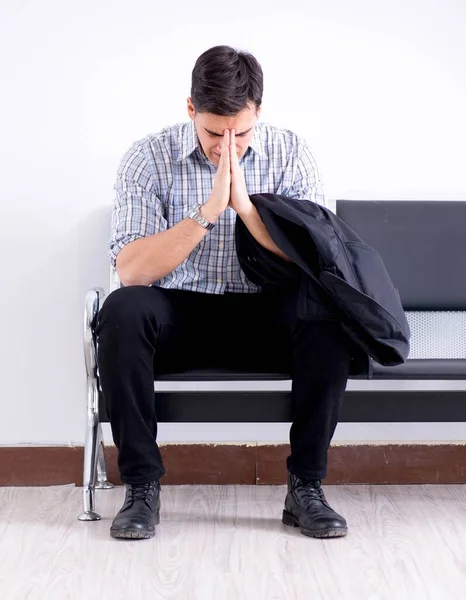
336,200,466,359
335,200,466,310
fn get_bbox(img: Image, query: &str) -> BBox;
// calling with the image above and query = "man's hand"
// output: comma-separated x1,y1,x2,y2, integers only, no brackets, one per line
202,130,231,223
227,129,293,262
229,129,253,217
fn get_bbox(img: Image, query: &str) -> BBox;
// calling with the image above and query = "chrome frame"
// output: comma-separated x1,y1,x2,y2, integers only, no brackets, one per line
78,288,113,522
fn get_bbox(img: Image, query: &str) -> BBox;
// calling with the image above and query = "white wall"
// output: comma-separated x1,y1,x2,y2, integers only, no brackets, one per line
1,0,465,445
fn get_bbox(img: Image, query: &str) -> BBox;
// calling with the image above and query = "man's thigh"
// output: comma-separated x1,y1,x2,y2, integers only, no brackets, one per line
216,289,297,373
153,287,296,375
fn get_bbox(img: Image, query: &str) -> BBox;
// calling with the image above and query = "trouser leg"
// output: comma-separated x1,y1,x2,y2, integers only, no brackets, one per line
286,320,351,480
95,285,243,484
95,286,170,484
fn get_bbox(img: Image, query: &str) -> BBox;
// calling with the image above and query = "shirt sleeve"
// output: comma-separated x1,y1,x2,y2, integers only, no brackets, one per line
287,140,326,207
108,143,167,268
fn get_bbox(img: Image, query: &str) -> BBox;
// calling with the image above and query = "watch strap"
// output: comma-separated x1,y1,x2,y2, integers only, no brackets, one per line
188,204,215,230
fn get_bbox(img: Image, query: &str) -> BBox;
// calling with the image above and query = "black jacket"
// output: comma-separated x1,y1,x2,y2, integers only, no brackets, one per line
235,194,411,379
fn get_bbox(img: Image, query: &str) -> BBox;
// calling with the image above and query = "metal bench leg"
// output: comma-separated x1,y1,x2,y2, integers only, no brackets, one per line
78,400,101,521
96,423,113,490
78,288,106,522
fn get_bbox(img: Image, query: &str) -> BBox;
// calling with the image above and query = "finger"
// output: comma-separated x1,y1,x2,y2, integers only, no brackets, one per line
222,129,230,154
230,129,239,168
218,130,230,170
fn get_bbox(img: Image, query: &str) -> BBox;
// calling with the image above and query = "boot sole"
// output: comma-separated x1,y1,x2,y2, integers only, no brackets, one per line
282,510,348,538
110,512,160,540
110,528,155,540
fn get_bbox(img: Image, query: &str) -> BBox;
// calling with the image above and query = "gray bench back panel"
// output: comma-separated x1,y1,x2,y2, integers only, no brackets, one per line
336,200,466,310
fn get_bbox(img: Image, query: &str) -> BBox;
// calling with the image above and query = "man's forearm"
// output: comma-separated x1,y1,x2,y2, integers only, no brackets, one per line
116,218,210,286
237,204,292,262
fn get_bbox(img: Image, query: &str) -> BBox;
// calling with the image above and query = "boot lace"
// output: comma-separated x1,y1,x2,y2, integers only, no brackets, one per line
128,482,154,502
293,478,327,507
125,482,158,509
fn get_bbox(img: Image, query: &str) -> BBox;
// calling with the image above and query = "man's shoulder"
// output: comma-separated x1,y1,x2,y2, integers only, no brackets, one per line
124,122,190,158
119,123,192,171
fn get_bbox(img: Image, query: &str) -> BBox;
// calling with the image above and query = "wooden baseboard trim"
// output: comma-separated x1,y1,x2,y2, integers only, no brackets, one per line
1,443,466,486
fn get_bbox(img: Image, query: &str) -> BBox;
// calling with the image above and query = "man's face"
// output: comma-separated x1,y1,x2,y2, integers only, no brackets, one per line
187,99,261,167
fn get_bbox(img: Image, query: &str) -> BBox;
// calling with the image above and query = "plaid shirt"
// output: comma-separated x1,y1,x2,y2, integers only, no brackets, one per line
110,121,325,294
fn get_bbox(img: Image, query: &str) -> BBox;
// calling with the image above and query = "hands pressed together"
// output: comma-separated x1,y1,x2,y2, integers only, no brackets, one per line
200,128,291,262
203,129,253,223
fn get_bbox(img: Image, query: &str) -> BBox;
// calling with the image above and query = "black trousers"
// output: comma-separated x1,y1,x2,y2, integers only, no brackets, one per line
96,285,351,484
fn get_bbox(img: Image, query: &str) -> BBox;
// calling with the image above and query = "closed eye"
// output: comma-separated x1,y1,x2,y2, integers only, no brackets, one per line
204,128,252,137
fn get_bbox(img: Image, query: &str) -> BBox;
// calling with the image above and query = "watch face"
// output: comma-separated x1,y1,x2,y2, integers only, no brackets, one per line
187,204,213,230
188,205,199,219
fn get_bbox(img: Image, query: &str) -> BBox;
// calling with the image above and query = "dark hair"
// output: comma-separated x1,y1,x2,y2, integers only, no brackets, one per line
191,45,263,116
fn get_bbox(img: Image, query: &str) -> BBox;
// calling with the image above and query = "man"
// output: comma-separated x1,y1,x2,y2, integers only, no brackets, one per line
96,45,351,540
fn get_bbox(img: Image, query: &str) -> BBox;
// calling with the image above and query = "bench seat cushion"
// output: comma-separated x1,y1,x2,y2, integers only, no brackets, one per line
372,359,466,380
154,359,466,383
155,368,291,381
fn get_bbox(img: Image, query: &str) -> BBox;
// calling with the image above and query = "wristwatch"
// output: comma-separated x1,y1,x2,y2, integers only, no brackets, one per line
187,204,215,230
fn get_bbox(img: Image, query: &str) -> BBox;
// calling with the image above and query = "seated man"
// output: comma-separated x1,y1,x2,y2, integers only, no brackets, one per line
96,45,351,540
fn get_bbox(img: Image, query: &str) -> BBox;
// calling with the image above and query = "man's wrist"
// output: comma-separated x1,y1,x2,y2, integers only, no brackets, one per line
200,202,221,223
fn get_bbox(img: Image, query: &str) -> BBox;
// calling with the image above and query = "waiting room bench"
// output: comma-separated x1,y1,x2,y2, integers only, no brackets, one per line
78,200,466,521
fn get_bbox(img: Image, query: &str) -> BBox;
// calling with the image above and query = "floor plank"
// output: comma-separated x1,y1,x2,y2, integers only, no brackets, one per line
0,484,466,599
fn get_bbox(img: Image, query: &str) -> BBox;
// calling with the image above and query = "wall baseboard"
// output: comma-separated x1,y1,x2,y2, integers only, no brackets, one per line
1,443,466,486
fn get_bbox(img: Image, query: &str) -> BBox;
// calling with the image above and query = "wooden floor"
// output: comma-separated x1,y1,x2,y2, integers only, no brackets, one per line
0,484,466,599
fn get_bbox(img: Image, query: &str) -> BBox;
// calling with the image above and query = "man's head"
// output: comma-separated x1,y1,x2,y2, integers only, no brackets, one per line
187,45,263,166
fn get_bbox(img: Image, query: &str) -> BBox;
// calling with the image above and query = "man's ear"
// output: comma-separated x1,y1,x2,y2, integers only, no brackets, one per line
187,97,196,121
255,104,262,119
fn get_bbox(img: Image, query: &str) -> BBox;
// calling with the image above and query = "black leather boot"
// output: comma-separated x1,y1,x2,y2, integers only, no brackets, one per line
110,481,161,540
282,473,347,538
